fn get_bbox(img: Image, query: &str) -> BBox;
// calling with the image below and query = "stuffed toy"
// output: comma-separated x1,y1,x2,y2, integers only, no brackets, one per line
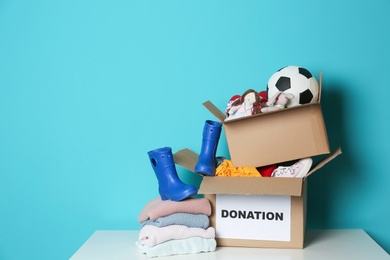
225,94,241,116
261,91,294,113
225,89,263,120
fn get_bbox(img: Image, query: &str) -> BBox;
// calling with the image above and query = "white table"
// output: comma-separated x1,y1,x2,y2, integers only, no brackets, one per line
70,229,389,260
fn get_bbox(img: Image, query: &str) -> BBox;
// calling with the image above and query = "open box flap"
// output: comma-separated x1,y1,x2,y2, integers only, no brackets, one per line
304,147,342,178
318,72,323,102
173,148,198,172
202,101,226,122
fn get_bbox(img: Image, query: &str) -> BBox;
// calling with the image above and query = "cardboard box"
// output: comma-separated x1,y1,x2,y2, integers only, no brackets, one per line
203,73,330,167
174,147,342,249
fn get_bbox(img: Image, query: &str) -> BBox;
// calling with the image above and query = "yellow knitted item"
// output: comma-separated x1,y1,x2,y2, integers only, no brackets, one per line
215,159,262,177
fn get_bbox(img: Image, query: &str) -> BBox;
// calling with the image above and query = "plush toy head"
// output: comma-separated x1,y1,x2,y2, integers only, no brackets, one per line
225,94,241,116
267,91,294,107
261,91,295,113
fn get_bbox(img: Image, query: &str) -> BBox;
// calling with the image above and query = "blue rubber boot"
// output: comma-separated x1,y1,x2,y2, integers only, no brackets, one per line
194,120,222,176
148,147,197,202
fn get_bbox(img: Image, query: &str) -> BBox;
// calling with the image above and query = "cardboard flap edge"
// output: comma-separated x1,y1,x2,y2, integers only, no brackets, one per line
173,148,198,172
203,101,226,122
305,147,342,178
318,72,323,102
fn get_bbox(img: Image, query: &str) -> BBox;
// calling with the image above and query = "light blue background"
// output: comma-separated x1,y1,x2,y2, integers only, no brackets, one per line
1,1,389,259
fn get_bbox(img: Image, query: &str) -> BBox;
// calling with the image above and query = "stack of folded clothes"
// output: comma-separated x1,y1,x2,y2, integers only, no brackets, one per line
136,196,216,257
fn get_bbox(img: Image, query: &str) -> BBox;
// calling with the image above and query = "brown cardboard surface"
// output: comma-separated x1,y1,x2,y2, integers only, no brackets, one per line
173,148,198,172
199,176,303,196
202,101,226,122
318,72,323,101
305,147,342,178
220,103,330,167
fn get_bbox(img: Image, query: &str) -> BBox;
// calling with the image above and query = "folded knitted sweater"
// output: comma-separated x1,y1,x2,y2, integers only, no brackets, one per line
139,225,215,247
138,197,212,223
140,212,210,229
135,237,216,258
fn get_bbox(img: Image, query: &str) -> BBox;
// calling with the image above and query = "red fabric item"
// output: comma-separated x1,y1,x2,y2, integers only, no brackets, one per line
259,91,268,103
257,164,277,177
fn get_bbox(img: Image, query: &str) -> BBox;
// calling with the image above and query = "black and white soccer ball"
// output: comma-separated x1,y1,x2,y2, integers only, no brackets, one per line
267,66,319,108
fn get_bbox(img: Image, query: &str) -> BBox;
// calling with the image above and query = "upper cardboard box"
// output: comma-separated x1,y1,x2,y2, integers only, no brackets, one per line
202,73,330,167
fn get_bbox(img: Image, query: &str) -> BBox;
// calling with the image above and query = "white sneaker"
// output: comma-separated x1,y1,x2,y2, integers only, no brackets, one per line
271,158,313,178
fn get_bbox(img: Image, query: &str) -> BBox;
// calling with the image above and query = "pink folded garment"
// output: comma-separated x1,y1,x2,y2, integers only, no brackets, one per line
138,197,212,223
139,225,215,247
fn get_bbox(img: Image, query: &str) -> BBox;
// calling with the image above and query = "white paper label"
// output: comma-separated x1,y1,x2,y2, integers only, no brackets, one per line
215,194,291,241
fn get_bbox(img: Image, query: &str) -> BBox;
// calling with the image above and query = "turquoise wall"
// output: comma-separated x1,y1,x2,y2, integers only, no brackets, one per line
1,1,389,259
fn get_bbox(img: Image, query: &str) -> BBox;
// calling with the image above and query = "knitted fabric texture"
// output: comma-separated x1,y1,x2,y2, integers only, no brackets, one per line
138,197,212,223
140,213,210,229
135,237,216,258
138,225,215,247
215,159,262,177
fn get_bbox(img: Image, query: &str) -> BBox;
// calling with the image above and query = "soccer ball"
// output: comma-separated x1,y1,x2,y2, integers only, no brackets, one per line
266,66,319,108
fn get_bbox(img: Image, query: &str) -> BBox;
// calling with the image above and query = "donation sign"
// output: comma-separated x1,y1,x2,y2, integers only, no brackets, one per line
216,194,291,241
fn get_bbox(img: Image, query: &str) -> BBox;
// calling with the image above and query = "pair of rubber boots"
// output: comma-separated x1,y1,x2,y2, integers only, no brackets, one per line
148,120,222,202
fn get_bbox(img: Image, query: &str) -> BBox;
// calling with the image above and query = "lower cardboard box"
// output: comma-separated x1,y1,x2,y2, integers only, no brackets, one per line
174,147,342,249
